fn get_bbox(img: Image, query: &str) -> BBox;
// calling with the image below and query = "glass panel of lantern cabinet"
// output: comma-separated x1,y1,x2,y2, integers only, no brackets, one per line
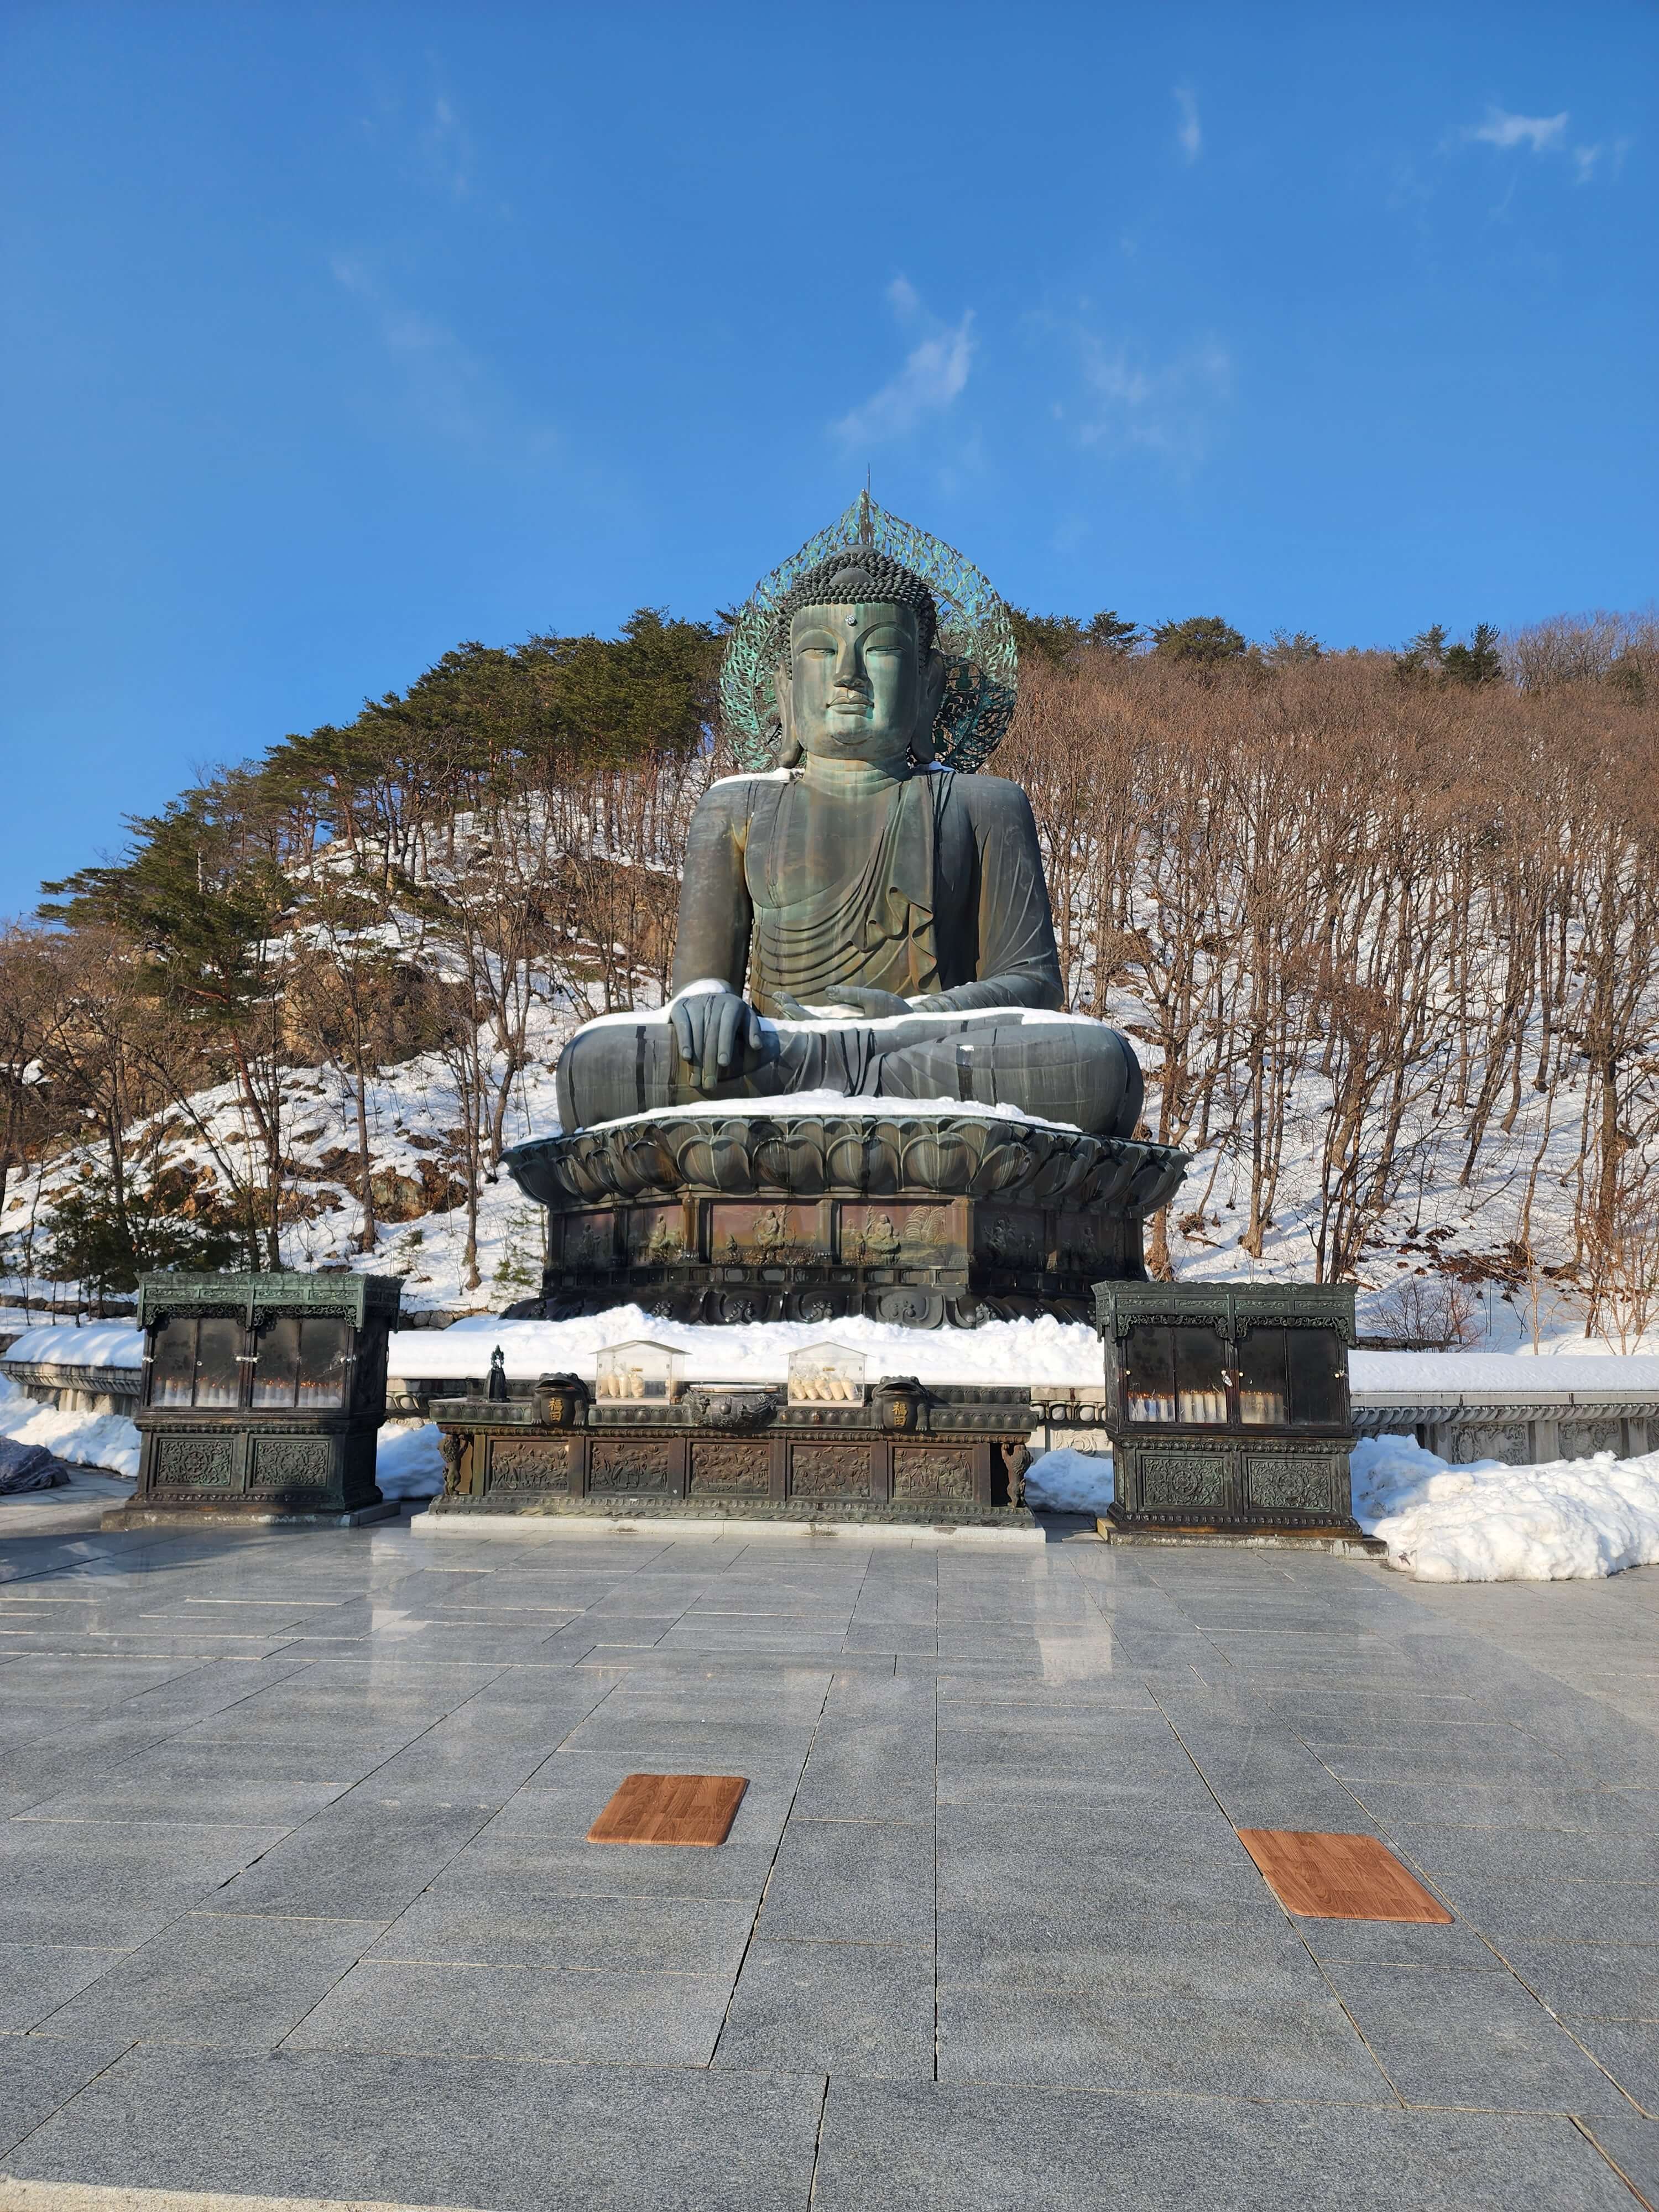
1288,1327,1345,1425
1124,1324,1176,1422
1239,1327,1290,1425
150,1318,197,1407
296,1318,352,1408
251,1317,301,1407
192,1319,243,1408
1173,1325,1228,1423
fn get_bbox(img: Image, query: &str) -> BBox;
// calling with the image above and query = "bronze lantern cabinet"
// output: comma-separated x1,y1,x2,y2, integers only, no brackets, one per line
113,1272,403,1527
1094,1282,1367,1541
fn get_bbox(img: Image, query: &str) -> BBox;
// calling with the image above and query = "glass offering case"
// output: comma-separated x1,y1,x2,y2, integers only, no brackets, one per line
787,1342,868,1407
1095,1282,1358,1535
131,1272,401,1520
594,1339,684,1404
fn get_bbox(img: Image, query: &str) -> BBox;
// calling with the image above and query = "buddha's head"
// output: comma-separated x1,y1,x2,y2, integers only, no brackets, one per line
770,547,945,771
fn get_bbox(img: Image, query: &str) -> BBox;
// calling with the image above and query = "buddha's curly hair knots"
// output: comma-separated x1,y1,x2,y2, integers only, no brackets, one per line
768,547,938,669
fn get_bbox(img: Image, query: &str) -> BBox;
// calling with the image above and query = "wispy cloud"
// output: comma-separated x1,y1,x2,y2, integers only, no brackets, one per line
331,255,555,456
420,92,474,201
1467,106,1568,154
1174,85,1201,163
833,279,975,450
1057,328,1232,469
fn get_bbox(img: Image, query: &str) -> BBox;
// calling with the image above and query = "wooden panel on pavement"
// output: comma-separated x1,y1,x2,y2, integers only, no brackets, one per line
1237,1828,1453,1922
588,1771,748,1847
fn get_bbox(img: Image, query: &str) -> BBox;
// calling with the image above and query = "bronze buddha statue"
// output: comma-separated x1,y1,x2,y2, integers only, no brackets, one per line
555,541,1142,1140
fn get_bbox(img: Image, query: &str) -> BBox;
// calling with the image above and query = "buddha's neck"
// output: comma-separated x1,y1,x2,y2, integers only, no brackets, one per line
800,753,911,798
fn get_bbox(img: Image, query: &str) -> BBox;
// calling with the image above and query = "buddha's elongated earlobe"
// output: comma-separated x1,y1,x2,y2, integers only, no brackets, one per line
773,661,802,767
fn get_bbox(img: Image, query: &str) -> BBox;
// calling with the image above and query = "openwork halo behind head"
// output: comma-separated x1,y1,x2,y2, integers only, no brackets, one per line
720,493,1019,774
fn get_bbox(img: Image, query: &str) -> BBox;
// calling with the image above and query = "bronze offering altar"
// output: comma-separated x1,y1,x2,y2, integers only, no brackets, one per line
425,1337,1036,1529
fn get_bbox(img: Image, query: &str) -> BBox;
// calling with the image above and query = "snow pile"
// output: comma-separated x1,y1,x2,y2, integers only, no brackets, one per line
374,1421,445,1501
1353,1433,1659,1582
1349,1349,1659,1396
1024,1447,1114,1515
3,1322,145,1369
0,1376,139,1479
388,1306,1105,1387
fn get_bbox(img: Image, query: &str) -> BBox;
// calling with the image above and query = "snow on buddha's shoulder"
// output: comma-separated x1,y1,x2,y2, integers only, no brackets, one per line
706,769,792,792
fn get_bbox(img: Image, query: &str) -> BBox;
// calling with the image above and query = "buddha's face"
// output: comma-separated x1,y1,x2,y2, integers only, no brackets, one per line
778,602,943,770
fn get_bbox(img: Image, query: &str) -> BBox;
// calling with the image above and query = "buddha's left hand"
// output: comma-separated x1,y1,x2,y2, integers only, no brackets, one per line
815,986,912,1018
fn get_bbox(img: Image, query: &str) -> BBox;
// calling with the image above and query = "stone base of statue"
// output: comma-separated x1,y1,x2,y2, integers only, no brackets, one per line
501,1106,1189,1328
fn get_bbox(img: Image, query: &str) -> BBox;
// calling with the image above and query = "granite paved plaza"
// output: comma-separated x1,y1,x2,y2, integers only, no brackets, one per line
0,1514,1656,2211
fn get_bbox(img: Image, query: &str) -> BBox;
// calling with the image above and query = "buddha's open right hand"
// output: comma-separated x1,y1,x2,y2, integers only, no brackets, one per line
668,985,765,1091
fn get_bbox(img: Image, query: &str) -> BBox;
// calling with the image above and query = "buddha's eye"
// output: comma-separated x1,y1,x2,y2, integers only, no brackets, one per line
864,629,905,655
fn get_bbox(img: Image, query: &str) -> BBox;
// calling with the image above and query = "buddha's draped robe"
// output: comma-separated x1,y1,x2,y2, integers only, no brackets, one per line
554,761,1144,1138
672,765,1064,1015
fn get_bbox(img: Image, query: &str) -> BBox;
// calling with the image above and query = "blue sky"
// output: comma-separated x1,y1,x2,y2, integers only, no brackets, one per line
3,2,1654,917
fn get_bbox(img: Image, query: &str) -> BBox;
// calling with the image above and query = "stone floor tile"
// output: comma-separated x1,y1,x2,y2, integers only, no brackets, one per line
0,1943,127,2033
4,2042,825,2211
367,1886,755,1976
1352,1778,1659,1835
1426,1872,1659,1948
1324,1961,1641,2114
0,2031,141,2161
34,1911,382,2050
760,1818,934,1945
937,1981,1388,2099
715,1937,934,2080
811,2074,1621,2205
1499,1937,1659,2022
1389,1822,1659,1888
1561,2018,1659,2116
0,1820,293,1947
284,1954,732,2064
208,1795,496,1919
793,1715,936,1824
1295,1916,1502,1969
937,1901,1331,2002
1577,2114,1659,2207
446,1820,783,1903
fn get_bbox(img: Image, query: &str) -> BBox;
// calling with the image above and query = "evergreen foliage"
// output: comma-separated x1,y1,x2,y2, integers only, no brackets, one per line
1150,615,1247,665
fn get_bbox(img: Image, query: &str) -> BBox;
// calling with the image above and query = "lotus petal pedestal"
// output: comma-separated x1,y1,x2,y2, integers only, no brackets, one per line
502,1108,1189,1328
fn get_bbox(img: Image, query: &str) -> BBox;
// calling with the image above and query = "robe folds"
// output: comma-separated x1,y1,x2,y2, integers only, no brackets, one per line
671,765,1066,1018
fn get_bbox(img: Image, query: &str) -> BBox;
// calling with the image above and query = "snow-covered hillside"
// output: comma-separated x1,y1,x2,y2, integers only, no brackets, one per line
0,999,1635,1352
